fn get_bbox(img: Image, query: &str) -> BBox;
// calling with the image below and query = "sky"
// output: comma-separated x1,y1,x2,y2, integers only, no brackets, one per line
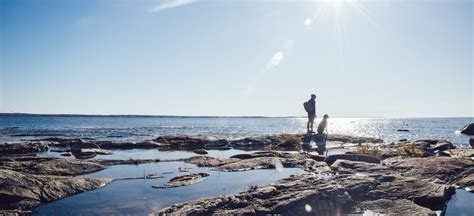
0,0,472,117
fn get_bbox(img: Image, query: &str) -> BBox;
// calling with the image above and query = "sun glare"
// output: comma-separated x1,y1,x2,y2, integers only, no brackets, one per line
324,0,353,8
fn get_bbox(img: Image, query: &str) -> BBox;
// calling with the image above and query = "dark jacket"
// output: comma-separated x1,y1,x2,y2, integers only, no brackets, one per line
307,99,316,115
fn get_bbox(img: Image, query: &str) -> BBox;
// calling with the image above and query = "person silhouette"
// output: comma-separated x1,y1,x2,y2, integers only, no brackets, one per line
303,94,316,133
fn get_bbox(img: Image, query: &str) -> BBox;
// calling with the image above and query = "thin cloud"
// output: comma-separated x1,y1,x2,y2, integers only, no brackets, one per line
150,0,195,13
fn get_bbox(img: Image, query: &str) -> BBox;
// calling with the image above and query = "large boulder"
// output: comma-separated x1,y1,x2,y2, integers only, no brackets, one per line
0,169,111,211
460,123,474,135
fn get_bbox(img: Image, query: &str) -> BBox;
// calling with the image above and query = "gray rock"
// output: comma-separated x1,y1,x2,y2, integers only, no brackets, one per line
324,154,380,166
460,123,474,135
215,157,278,172
357,199,437,215
193,149,208,155
433,142,455,152
0,141,51,155
0,169,110,211
184,156,240,167
184,156,278,172
0,158,106,176
230,151,282,159
385,156,474,186
153,136,228,150
152,173,209,189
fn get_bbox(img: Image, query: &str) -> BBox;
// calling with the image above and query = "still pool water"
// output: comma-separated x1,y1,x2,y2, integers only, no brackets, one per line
444,189,474,216
33,162,305,215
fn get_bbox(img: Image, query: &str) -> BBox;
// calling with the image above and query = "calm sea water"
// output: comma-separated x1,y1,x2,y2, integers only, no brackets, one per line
0,116,472,147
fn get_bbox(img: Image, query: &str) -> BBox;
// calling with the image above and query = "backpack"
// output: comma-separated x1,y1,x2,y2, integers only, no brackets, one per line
303,102,311,112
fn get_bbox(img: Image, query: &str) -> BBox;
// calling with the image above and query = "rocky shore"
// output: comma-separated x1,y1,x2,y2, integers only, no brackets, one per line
0,133,473,215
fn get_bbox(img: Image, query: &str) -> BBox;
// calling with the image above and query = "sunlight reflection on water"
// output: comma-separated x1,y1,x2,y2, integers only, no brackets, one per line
0,116,472,147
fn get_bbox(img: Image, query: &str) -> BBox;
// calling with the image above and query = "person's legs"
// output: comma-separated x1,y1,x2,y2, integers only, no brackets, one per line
307,119,310,133
307,115,315,133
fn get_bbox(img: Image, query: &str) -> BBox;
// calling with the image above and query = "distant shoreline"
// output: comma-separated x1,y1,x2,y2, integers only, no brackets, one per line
0,113,471,119
0,113,294,118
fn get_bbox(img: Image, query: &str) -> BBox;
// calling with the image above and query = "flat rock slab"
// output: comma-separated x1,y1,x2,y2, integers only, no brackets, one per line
215,157,278,172
152,173,210,189
184,156,239,167
0,141,51,155
153,136,228,150
0,158,106,176
192,149,208,155
0,169,111,211
80,148,113,155
184,156,278,172
357,199,437,215
324,154,380,166
385,156,474,186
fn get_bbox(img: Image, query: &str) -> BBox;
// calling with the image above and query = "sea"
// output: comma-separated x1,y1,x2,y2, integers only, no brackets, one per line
0,115,472,147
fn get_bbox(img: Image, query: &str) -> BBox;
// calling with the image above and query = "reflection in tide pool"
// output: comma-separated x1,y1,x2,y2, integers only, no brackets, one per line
39,148,254,161
444,189,474,216
33,162,304,215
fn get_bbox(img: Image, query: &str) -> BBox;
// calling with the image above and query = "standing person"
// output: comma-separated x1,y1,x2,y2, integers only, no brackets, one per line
303,94,316,133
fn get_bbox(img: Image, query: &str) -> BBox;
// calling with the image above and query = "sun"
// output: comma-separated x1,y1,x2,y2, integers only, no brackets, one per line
324,0,353,8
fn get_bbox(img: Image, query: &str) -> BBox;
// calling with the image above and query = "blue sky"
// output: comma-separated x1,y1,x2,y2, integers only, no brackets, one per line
1,0,472,117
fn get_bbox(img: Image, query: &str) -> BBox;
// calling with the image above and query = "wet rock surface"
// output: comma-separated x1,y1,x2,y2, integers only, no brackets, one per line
0,169,111,213
324,154,380,165
356,199,437,215
152,173,210,189
192,149,208,155
460,123,474,135
184,155,278,171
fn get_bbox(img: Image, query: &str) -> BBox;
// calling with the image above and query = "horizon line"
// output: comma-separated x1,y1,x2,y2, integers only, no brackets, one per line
0,113,472,119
